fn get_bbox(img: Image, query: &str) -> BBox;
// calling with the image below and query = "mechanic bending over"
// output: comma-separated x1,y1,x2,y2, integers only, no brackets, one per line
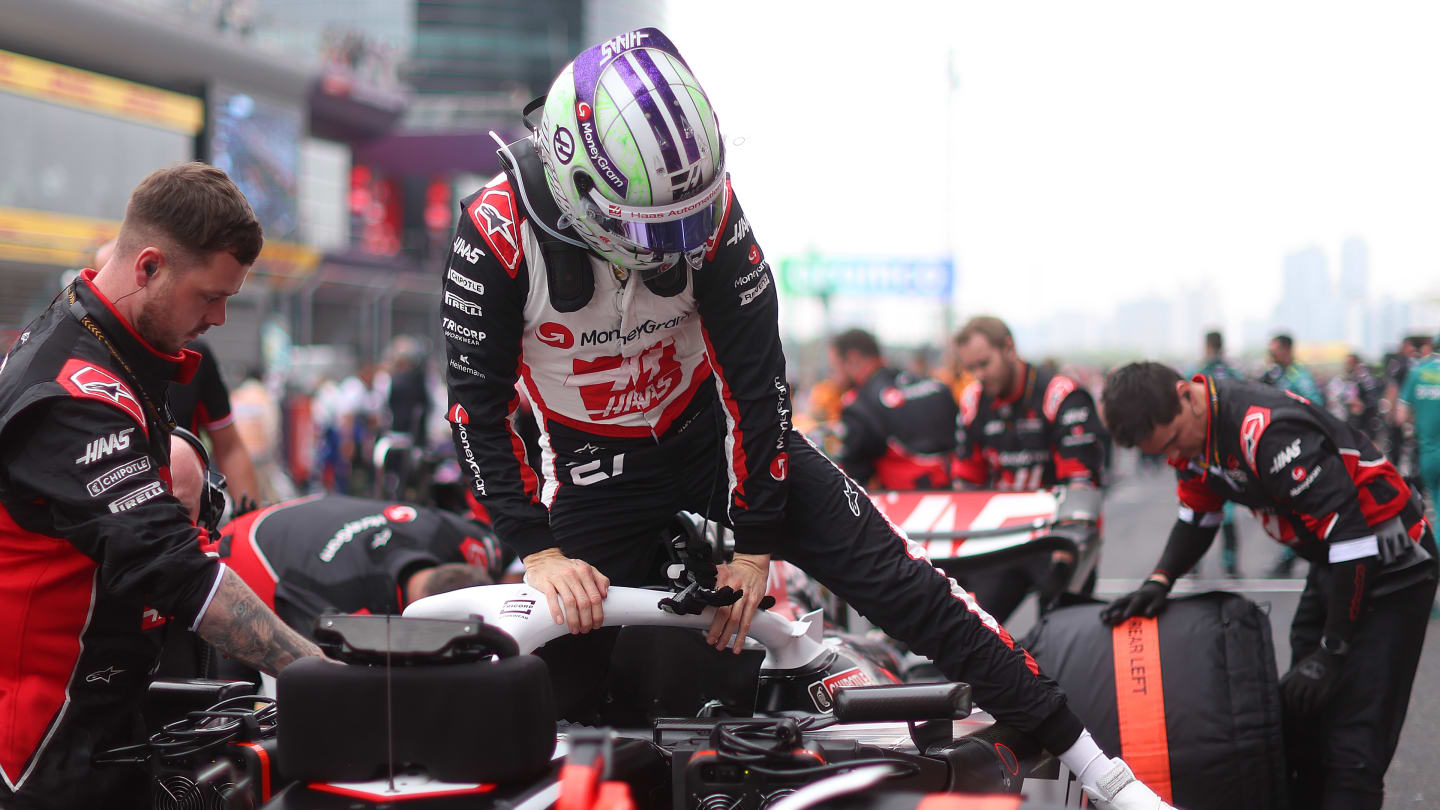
211,491,503,640
951,315,1109,621
439,28,1171,810
829,328,959,490
1100,362,1436,810
0,163,324,810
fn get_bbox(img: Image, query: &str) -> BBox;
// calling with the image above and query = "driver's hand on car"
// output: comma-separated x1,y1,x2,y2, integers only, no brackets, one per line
522,548,609,633
708,552,770,654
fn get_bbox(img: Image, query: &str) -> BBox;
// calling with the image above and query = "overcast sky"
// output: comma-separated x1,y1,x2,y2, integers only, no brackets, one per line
669,1,1440,333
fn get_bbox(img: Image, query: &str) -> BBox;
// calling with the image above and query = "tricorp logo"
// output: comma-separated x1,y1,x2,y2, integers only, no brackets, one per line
536,322,574,349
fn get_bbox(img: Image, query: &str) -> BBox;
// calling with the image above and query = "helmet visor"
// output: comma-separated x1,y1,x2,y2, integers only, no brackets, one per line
585,172,727,255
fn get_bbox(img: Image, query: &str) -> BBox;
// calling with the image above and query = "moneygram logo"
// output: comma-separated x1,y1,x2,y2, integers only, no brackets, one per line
579,313,688,348
536,322,574,349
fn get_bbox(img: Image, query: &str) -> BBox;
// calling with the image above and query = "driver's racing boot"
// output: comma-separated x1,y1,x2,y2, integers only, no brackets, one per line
1081,758,1177,810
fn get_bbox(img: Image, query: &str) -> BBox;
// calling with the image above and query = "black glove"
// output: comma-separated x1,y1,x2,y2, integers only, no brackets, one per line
1099,580,1170,625
1280,649,1343,717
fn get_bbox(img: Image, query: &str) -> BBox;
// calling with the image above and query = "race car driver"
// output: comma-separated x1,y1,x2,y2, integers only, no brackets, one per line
828,328,959,490
1100,362,1437,810
438,28,1172,810
0,163,322,809
214,494,503,638
951,315,1108,621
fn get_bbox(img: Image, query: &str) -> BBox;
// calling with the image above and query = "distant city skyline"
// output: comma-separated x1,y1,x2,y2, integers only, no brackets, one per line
671,2,1440,355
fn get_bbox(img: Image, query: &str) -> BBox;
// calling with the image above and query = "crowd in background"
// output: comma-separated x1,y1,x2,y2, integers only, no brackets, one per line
220,325,1439,525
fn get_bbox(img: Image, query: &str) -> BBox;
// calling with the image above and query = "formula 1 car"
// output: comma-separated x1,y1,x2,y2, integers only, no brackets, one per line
111,581,1086,810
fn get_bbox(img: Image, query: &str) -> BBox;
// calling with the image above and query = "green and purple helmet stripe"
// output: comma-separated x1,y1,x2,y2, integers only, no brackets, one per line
571,28,696,197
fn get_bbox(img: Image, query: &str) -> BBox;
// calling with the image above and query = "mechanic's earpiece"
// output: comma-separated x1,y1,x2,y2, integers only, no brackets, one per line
144,262,158,278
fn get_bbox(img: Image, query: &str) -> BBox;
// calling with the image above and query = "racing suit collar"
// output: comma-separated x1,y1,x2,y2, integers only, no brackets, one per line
994,362,1034,407
1195,373,1218,467
76,269,201,385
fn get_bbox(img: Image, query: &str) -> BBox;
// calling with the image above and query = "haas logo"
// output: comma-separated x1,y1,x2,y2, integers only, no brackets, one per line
536,323,574,349
567,339,682,420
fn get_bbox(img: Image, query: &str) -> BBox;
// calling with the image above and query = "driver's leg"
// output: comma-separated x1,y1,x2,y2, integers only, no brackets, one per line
776,433,1083,753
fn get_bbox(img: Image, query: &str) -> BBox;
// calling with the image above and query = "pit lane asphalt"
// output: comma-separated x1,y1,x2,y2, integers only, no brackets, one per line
1000,450,1440,807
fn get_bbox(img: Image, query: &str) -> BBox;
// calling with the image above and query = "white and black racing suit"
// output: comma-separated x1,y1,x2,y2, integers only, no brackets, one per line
439,141,1087,753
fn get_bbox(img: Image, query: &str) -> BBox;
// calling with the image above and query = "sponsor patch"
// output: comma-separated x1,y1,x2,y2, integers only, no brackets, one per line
738,274,770,306
1289,464,1322,497
76,427,136,466
455,421,486,496
444,317,486,347
1239,406,1271,472
536,322,575,349
725,216,750,246
501,598,536,618
770,452,788,481
468,182,523,275
86,456,151,496
444,291,481,317
451,237,484,265
448,268,485,295
566,340,682,420
1269,437,1301,475
383,505,417,523
1041,375,1077,422
108,480,165,513
553,127,574,164
447,403,470,425
1060,407,1090,426
578,313,688,348
58,360,145,428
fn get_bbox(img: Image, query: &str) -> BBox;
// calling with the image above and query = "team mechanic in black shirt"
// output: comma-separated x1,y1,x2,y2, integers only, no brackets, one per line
0,164,322,809
951,316,1108,621
1100,362,1437,810
828,328,959,490
214,494,503,637
437,28,1171,810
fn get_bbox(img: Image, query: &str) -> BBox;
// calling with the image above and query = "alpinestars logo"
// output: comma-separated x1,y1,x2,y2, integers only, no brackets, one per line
567,339,683,420
469,185,523,274
59,361,145,426
1240,406,1271,472
76,428,135,465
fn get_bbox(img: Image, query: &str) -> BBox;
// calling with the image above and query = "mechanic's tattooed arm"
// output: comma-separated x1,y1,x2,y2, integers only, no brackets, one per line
197,568,324,675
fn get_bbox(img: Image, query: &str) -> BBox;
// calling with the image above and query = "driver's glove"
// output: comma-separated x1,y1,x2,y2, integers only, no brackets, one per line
1082,758,1177,810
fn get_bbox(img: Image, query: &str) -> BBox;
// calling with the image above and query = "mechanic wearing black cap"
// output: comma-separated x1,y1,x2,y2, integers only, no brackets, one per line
1100,361,1437,810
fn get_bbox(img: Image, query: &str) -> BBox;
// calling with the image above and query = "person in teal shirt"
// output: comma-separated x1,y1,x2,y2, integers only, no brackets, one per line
1193,330,1244,577
1260,333,1325,576
1399,349,1440,509
1261,333,1326,407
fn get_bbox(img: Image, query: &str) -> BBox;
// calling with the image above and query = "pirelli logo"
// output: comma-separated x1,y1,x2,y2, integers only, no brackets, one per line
87,457,151,497
108,480,165,513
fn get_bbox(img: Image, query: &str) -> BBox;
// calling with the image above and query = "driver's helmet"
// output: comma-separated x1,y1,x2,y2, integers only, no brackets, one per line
535,28,726,278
